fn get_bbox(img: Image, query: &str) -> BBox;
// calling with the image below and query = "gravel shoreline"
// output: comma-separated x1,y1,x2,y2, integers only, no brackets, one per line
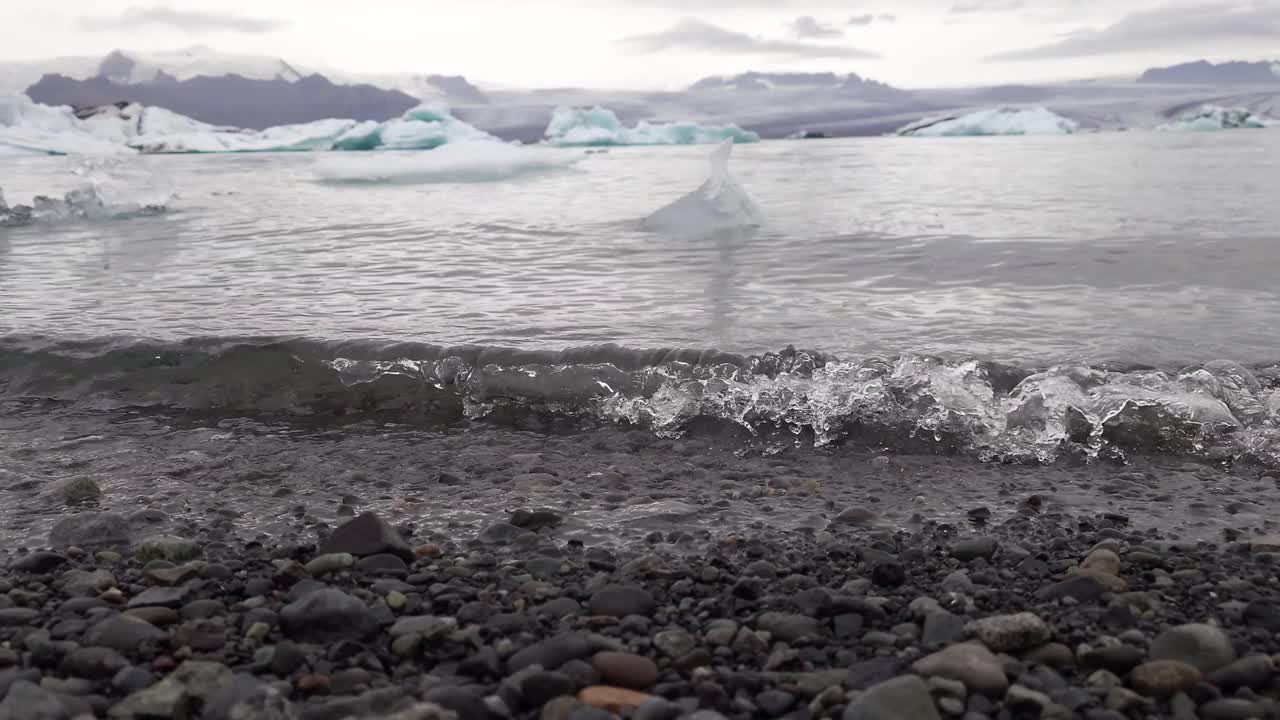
4,504,1280,719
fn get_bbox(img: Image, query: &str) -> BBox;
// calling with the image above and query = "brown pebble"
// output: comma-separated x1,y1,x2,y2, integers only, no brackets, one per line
1251,536,1280,554
1130,660,1201,697
1067,567,1127,592
415,544,442,558
152,656,177,673
578,686,654,713
1081,549,1121,576
591,651,659,690
297,674,331,695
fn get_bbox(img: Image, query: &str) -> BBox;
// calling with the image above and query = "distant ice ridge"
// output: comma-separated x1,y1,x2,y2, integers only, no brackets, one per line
643,140,764,235
0,96,495,155
897,107,1079,136
544,106,759,147
313,141,579,184
1158,105,1276,132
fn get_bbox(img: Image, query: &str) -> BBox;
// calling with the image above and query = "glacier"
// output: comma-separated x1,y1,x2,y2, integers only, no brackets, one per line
1158,105,1276,132
0,96,496,155
544,106,759,147
312,141,579,184
897,107,1080,137
643,140,764,235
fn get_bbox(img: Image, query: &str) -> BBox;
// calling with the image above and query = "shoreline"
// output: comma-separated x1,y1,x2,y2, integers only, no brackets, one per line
2,504,1279,719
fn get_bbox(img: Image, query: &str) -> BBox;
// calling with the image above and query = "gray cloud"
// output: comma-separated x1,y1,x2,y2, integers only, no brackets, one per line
950,0,1026,13
848,13,898,25
622,18,880,59
986,1,1280,61
77,5,289,34
790,16,844,39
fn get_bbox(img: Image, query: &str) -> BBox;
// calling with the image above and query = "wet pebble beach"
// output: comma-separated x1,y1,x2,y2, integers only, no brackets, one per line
3,414,1280,719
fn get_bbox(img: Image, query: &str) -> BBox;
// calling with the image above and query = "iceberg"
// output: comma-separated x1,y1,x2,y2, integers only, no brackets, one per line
643,140,764,235
130,102,493,153
312,141,579,184
545,106,759,147
0,96,497,155
897,107,1079,136
0,94,133,155
1158,105,1275,132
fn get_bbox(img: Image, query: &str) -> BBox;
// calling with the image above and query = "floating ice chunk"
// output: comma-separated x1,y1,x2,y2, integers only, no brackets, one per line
643,140,764,235
312,141,578,184
545,106,759,147
1158,105,1274,132
0,158,172,226
898,107,1079,136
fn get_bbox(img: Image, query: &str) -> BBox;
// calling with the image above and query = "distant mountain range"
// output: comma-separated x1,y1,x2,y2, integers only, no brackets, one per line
26,73,420,130
3,47,1279,140
1140,60,1280,85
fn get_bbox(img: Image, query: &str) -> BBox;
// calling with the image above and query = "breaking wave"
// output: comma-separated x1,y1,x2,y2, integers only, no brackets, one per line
3,334,1279,467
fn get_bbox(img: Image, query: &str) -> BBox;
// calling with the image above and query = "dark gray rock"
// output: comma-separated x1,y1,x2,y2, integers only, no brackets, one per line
587,586,655,618
280,589,378,643
921,611,966,648
111,666,157,694
843,675,940,720
60,646,128,679
318,512,414,561
48,512,131,549
475,522,534,545
128,586,191,609
951,537,998,562
508,633,593,673
1149,623,1236,673
0,680,69,720
1036,575,1107,602
11,552,68,573
83,614,168,652
756,612,826,642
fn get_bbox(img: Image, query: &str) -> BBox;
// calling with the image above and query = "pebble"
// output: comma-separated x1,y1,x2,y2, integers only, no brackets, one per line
1128,660,1202,697
1149,623,1237,673
912,642,1009,696
578,686,654,713
951,537,998,562
843,675,940,720
965,612,1051,652
318,511,416,560
591,652,658,690
587,586,655,618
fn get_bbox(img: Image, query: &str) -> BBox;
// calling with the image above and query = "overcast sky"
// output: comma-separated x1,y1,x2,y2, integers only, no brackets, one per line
3,0,1278,89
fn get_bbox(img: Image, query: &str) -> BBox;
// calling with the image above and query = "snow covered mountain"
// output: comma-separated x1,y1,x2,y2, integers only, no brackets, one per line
1140,60,1280,85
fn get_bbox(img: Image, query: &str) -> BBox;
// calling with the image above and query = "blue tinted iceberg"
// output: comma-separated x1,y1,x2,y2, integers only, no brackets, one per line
545,106,759,147
136,102,494,153
897,107,1079,136
0,96,499,155
1158,105,1274,132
